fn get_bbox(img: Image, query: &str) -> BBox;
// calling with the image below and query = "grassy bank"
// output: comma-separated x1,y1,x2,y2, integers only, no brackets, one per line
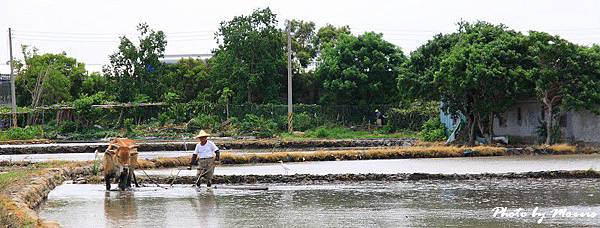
0,161,89,228
135,144,580,169
0,169,41,227
279,126,417,140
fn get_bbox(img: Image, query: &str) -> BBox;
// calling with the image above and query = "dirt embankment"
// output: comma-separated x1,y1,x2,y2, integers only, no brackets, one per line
0,138,415,154
79,170,600,185
0,164,92,228
130,145,587,169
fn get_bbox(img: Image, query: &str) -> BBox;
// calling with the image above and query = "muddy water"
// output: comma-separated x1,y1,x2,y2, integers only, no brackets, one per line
140,154,600,176
40,179,600,227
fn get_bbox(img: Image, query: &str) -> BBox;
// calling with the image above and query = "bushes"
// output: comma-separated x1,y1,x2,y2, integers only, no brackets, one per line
418,118,447,142
386,101,438,131
240,114,277,138
73,92,114,128
187,114,219,132
57,120,77,133
0,126,45,141
293,112,319,131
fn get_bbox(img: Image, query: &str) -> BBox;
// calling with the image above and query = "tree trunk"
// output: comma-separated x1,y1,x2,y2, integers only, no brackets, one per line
247,89,252,103
545,104,553,145
226,100,230,120
487,113,494,144
467,114,476,146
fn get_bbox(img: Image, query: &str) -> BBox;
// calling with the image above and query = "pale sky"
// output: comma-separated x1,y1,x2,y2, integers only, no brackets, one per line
2,0,600,72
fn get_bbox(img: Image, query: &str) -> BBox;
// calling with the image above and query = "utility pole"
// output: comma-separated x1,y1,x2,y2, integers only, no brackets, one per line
286,20,293,133
8,28,17,128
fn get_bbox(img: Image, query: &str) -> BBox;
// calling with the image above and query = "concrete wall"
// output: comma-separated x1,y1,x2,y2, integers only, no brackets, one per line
493,99,600,144
494,100,543,143
569,110,600,144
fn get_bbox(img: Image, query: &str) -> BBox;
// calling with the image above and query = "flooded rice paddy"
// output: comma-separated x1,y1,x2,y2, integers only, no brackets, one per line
140,154,600,176
40,178,600,227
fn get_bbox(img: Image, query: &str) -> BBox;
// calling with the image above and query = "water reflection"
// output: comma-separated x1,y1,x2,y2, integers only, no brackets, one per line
40,179,600,227
190,189,218,226
104,191,138,227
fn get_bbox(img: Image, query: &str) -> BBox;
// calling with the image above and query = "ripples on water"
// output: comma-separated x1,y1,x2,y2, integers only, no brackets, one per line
40,178,600,227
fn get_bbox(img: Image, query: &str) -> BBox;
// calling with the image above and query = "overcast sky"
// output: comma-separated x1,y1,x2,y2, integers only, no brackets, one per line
2,0,600,72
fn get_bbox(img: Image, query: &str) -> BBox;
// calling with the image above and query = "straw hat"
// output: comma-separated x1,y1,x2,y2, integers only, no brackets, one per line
194,130,211,138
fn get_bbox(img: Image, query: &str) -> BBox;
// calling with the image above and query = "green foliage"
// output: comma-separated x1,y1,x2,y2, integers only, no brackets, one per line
314,24,351,51
57,120,77,133
0,126,44,141
240,114,277,138
317,32,406,105
81,72,108,96
187,114,219,132
15,48,87,106
399,21,529,144
92,150,100,176
290,20,318,69
386,101,439,131
535,120,561,144
162,58,210,102
293,112,319,131
526,31,600,144
298,125,416,139
210,8,285,104
418,118,447,142
104,23,167,102
73,91,114,127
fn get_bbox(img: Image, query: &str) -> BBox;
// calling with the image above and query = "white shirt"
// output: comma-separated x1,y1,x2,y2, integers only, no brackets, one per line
193,140,219,158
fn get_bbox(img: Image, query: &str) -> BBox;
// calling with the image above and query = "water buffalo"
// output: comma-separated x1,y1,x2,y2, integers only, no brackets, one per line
103,138,139,190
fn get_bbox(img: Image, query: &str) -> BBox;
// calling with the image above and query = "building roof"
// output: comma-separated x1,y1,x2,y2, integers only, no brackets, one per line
160,54,212,64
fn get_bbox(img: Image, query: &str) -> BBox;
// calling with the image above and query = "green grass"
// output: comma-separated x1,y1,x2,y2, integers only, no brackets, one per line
280,126,417,140
0,126,45,141
0,170,30,191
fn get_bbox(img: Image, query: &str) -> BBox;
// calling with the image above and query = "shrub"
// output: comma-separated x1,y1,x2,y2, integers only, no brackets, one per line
187,114,219,132
73,92,114,127
535,120,561,144
386,101,438,131
293,112,319,131
240,114,277,138
0,126,45,140
418,118,447,142
57,120,77,133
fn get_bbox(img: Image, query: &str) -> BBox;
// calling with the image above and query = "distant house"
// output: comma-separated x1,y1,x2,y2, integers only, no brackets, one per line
159,54,212,64
493,98,600,145
439,98,600,145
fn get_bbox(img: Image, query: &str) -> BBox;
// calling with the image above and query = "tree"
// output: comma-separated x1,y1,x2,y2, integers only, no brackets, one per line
162,58,210,102
15,47,87,107
81,72,109,96
316,32,406,105
289,20,317,70
288,20,320,103
399,21,529,145
103,23,167,102
526,31,600,144
438,22,529,144
398,33,460,103
314,24,351,52
210,8,285,104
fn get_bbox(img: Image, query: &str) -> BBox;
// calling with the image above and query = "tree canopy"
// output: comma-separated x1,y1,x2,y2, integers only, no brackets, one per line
103,23,167,103
317,32,406,105
210,7,285,104
15,47,87,107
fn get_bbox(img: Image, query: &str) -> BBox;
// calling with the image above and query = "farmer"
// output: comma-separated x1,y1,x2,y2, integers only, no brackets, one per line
188,130,220,187
375,109,384,126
